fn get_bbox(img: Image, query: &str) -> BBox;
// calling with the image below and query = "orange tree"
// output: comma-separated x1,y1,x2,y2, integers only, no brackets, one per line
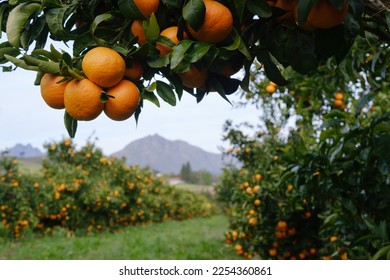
0,0,388,136
0,139,218,239
216,33,390,260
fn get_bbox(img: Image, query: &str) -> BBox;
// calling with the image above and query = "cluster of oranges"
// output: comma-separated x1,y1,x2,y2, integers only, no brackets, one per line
333,91,344,108
130,0,236,89
40,46,141,122
268,0,349,30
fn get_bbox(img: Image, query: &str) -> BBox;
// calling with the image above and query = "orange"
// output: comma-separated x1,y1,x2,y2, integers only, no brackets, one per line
82,47,125,88
269,248,278,257
64,78,104,121
187,0,233,44
254,199,262,206
276,220,288,230
334,99,343,107
178,65,208,89
335,91,343,100
131,20,147,45
156,26,188,55
295,0,349,29
133,0,160,18
124,59,144,81
104,80,140,121
40,73,68,109
265,84,276,94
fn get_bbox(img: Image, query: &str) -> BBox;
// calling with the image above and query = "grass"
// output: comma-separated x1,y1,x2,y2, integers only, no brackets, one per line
0,215,240,260
174,183,215,197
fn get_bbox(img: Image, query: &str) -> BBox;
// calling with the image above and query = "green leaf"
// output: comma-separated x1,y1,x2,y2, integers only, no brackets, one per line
171,40,193,69
156,81,176,106
3,54,39,71
143,13,160,41
183,0,206,31
45,7,76,40
286,30,318,74
34,71,44,86
118,0,145,19
234,0,248,23
147,54,170,68
0,3,10,39
296,0,318,26
372,245,390,260
186,42,211,63
6,2,41,47
0,46,20,64
247,0,272,18
31,49,59,62
23,54,60,73
64,111,77,138
256,49,288,86
141,91,160,107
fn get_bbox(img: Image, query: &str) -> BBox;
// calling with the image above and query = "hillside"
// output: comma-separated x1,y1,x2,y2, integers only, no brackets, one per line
112,134,232,175
1,143,44,158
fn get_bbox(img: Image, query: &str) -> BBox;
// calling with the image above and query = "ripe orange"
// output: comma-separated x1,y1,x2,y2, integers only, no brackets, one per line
335,91,343,100
156,26,188,55
276,220,288,230
269,248,278,257
131,20,147,45
40,73,68,109
254,199,262,206
104,80,140,121
334,99,343,107
295,0,349,29
82,47,125,88
178,65,208,89
187,0,233,44
64,78,104,121
124,59,144,81
265,84,277,94
133,0,160,18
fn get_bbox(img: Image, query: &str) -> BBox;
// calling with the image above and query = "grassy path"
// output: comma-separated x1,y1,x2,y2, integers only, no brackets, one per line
0,215,240,260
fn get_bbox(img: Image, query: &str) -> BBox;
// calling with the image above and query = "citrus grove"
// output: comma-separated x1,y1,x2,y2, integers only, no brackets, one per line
0,139,218,239
0,0,387,136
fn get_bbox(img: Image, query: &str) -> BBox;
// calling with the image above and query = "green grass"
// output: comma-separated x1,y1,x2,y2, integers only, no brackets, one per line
174,183,215,197
0,215,240,260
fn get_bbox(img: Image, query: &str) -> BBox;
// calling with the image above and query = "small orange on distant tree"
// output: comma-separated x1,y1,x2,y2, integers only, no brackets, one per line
335,91,343,100
265,83,277,94
64,78,104,121
334,99,343,108
82,47,126,88
40,73,68,109
269,248,278,257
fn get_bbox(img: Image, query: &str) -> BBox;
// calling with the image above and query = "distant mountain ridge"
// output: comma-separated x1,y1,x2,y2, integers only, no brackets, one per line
1,143,44,158
112,134,232,175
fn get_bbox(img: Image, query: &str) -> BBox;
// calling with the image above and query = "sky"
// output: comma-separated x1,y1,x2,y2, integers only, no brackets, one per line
0,64,262,155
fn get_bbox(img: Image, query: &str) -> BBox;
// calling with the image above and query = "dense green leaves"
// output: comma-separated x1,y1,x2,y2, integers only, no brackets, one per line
6,2,41,47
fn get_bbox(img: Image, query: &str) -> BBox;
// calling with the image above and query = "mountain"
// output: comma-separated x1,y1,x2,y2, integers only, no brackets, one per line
1,143,44,158
111,134,233,175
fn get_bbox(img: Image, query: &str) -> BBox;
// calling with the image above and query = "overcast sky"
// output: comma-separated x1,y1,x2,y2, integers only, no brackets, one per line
0,64,262,155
